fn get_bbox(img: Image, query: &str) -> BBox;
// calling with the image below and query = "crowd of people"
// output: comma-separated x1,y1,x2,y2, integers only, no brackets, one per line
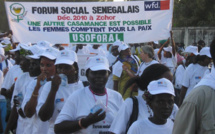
0,30,214,134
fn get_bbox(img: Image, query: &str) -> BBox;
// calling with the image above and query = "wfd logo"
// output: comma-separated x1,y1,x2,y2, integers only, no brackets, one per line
144,0,170,11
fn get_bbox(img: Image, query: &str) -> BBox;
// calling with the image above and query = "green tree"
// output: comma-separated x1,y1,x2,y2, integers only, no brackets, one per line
173,0,215,27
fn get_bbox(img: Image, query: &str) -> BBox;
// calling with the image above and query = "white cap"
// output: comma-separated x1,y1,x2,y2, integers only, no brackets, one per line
85,55,110,72
55,49,77,65
113,40,122,47
163,46,172,54
27,45,45,59
184,46,199,55
20,42,32,50
154,41,158,44
37,41,53,49
199,47,211,58
0,47,5,56
1,37,11,44
118,42,129,52
40,47,59,60
147,78,175,96
9,43,21,53
0,43,7,48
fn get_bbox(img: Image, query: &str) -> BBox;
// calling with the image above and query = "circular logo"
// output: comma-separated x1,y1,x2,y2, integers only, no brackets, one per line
10,3,25,16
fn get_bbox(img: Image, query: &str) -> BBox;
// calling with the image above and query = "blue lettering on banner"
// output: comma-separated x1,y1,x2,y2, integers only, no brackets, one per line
144,1,161,11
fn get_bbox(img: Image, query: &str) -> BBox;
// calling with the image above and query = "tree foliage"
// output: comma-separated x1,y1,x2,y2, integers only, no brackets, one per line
173,0,215,27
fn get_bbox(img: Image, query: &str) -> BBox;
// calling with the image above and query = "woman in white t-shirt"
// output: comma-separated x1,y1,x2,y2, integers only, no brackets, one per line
174,45,199,105
157,32,177,74
137,45,158,76
22,47,59,134
127,78,175,134
54,55,124,134
109,64,178,134
37,49,84,134
179,47,212,106
106,41,120,89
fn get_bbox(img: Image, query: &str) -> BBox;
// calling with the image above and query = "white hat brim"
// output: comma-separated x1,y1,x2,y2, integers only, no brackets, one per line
90,65,110,71
55,59,74,65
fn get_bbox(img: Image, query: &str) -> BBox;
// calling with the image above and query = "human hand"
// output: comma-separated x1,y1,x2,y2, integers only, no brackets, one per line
51,74,61,92
170,31,173,38
82,109,106,127
13,95,21,107
122,64,129,71
37,73,47,86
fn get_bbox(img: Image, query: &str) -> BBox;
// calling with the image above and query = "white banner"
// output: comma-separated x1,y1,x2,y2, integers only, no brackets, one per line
5,0,173,44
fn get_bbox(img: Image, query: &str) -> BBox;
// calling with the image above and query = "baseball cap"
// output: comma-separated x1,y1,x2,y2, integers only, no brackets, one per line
37,41,53,49
0,43,7,48
163,46,172,54
159,39,168,45
85,55,110,72
55,49,77,65
147,78,175,96
9,43,21,53
20,42,32,50
154,41,159,44
27,45,45,59
1,37,11,44
40,47,59,60
183,46,199,55
118,42,129,52
113,40,122,47
199,47,211,58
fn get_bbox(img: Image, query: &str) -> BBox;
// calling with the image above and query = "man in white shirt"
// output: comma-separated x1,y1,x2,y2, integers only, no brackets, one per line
88,44,106,56
73,44,90,54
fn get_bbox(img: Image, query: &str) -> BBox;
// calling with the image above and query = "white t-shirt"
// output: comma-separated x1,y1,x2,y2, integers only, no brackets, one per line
1,59,13,71
106,54,117,89
55,86,124,134
154,48,159,61
72,46,90,54
11,72,32,107
12,74,35,134
21,79,49,134
88,46,106,56
9,58,15,65
0,70,4,100
137,60,159,76
2,64,23,90
194,66,215,89
37,80,84,134
174,64,186,89
109,95,178,134
182,63,209,96
107,53,117,67
127,118,174,134
160,53,177,74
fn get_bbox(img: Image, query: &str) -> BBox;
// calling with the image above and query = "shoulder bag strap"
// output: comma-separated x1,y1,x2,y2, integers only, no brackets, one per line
126,96,139,133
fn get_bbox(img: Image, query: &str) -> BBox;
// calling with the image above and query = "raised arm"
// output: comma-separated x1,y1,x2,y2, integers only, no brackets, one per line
170,31,176,56
38,75,61,121
24,73,46,118
157,39,170,60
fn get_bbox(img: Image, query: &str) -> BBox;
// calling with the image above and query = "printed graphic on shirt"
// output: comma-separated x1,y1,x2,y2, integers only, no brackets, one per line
56,98,64,103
